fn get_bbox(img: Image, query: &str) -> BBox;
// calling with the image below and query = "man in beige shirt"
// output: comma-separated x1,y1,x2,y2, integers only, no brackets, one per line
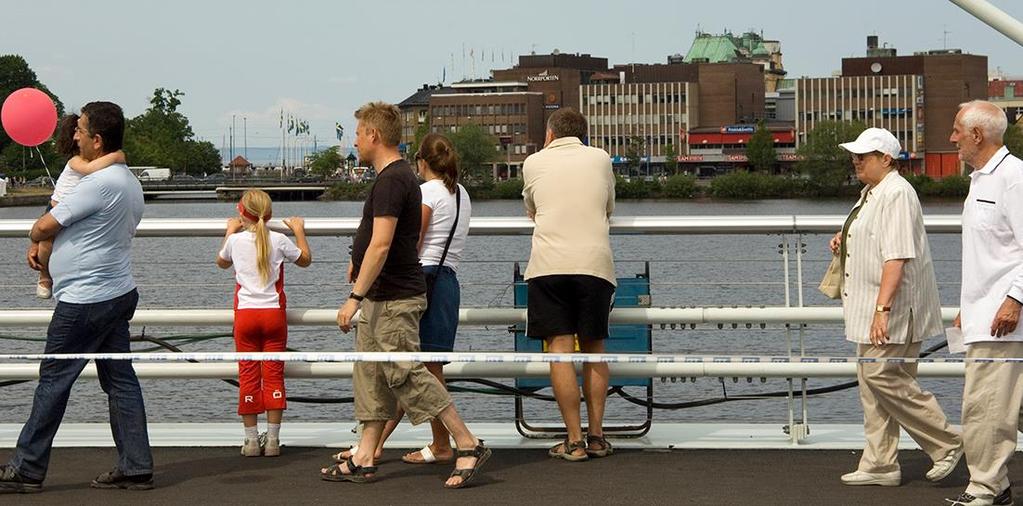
522,107,616,461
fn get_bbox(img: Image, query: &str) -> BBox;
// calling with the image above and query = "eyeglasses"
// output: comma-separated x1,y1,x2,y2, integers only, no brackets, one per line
74,125,93,137
850,152,880,163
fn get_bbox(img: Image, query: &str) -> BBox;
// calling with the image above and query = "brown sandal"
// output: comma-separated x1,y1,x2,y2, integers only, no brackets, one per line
320,457,377,483
548,439,588,461
585,435,613,458
444,440,492,489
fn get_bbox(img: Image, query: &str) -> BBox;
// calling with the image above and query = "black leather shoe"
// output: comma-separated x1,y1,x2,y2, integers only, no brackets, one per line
90,468,154,491
0,464,42,494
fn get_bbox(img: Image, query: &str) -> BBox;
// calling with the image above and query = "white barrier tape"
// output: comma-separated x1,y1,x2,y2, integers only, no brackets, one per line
0,351,1010,364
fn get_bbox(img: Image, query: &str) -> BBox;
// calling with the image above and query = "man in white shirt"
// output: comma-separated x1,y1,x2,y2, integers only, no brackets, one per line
947,100,1023,506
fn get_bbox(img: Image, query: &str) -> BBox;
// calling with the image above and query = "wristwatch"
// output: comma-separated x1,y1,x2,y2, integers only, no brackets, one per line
349,292,365,302
874,304,891,313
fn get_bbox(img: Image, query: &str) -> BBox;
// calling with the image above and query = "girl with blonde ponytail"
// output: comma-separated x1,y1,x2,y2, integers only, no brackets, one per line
216,189,311,458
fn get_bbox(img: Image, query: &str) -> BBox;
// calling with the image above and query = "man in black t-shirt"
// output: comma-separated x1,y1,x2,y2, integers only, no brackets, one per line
325,102,489,489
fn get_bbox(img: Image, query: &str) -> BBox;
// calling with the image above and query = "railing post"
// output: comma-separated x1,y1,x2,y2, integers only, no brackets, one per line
797,234,810,443
780,236,796,445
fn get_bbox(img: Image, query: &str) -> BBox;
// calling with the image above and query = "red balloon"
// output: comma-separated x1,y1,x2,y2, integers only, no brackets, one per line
1,88,58,147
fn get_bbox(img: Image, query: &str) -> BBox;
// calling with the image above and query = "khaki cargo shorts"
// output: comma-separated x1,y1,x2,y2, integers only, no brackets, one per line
353,295,452,424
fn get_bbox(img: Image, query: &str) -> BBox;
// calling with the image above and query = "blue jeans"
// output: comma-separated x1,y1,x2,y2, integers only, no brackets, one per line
10,289,153,481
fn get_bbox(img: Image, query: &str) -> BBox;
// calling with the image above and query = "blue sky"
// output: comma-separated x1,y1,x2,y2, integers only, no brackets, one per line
5,1,1021,149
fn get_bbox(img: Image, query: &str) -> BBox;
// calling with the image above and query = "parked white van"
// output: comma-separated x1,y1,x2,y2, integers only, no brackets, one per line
137,168,171,181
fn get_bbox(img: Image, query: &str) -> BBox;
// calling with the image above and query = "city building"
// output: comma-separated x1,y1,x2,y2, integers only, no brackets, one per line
579,61,770,172
794,36,987,177
396,83,450,149
398,52,609,178
428,80,544,178
989,74,1023,125
680,30,787,92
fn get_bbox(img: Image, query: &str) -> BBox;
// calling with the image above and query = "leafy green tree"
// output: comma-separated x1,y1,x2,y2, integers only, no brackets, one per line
406,118,431,160
662,141,678,176
123,88,221,175
1004,122,1023,161
662,173,697,198
308,146,341,178
796,120,867,196
624,135,646,175
746,120,777,172
0,54,65,177
449,123,498,186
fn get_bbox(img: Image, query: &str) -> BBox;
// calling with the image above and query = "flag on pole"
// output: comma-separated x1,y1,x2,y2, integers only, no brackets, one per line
279,109,283,128
335,122,344,141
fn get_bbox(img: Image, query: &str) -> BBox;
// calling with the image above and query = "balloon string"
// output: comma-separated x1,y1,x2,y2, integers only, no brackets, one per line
34,146,55,187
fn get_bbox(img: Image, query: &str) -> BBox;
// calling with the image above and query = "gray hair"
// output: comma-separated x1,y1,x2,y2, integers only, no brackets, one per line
958,100,1008,142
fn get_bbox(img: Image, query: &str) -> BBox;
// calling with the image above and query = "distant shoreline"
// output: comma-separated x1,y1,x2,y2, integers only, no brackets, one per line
0,192,49,208
0,195,968,208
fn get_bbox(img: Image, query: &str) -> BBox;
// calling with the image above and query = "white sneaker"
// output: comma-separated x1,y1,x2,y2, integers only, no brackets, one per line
945,487,1013,505
35,282,51,299
927,444,965,482
241,437,262,457
840,469,901,486
263,434,280,457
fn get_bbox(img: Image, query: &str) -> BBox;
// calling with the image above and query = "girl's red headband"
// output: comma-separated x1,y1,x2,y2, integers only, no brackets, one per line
237,202,270,222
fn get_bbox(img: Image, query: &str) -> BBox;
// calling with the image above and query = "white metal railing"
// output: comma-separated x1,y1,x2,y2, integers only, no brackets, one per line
0,306,959,327
0,214,970,442
0,215,965,238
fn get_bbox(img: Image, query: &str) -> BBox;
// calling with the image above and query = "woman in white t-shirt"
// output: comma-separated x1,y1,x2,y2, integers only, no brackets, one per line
346,133,472,466
216,189,311,457
30,114,126,299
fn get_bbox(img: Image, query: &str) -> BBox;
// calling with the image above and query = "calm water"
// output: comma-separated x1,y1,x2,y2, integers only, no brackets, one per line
0,198,968,427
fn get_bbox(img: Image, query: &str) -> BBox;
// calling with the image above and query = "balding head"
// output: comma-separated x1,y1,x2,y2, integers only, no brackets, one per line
951,100,1008,168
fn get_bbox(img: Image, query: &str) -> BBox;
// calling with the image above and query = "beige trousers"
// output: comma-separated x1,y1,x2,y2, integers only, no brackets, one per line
963,341,1023,497
856,341,961,473
353,295,452,425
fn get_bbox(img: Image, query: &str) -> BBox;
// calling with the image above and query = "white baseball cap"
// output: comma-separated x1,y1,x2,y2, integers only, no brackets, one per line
839,127,902,159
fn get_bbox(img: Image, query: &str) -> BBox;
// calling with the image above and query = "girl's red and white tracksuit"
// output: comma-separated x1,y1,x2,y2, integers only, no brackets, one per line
219,230,302,415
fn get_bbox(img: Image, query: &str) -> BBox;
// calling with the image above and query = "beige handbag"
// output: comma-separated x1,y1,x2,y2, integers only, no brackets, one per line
818,253,842,299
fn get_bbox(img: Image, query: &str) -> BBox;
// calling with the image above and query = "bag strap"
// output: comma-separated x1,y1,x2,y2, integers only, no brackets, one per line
436,185,460,269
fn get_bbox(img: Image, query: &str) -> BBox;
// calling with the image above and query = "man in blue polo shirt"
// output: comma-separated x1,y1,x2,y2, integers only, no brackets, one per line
0,102,153,494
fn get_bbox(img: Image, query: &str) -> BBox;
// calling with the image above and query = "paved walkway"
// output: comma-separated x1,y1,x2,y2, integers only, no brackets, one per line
1,423,1016,504
0,447,985,505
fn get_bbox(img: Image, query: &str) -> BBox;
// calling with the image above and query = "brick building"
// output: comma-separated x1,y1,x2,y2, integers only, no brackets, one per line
795,37,986,177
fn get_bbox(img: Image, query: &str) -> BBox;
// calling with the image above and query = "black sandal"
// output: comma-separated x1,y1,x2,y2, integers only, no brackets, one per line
444,440,492,489
548,438,588,461
320,456,377,483
585,435,613,458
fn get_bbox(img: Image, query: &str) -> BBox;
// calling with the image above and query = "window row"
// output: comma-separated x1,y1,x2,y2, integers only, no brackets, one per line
432,103,528,117
584,93,685,106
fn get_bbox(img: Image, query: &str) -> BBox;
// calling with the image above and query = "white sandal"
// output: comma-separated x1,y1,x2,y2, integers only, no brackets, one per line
402,444,453,464
331,444,358,463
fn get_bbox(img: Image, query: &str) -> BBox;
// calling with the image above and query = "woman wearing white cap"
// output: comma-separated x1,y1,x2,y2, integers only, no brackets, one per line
829,127,963,487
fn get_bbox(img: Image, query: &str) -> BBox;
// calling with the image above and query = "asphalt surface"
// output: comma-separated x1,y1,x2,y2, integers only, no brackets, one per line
0,446,1001,505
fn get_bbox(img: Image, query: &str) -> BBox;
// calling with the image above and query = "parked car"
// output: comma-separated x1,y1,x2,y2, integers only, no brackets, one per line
28,175,52,187
171,174,199,183
137,168,171,181
204,172,227,183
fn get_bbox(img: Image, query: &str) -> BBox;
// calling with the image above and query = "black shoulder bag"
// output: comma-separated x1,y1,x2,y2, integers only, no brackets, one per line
425,185,461,302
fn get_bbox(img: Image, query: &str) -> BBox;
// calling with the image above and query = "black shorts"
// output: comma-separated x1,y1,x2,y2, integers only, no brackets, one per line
526,275,615,340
